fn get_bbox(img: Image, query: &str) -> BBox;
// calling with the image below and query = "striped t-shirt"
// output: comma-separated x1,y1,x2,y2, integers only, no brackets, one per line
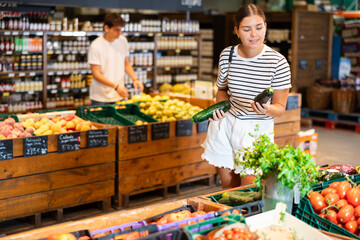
217,44,292,120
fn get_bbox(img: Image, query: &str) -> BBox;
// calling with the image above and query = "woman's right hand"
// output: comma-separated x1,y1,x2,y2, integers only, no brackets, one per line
208,110,227,122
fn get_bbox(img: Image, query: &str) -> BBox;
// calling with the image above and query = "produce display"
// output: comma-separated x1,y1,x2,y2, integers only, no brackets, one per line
317,164,360,182
216,191,262,205
0,117,32,139
22,115,93,136
117,93,170,104
150,209,209,225
139,98,203,122
307,178,360,236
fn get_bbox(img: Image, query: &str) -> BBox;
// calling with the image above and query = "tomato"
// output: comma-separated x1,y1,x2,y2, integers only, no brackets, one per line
308,191,326,212
78,237,91,240
329,181,340,189
357,217,360,225
346,188,360,207
232,209,240,215
337,181,351,199
335,199,348,209
324,193,340,206
318,212,325,218
338,205,355,224
355,205,360,218
326,210,338,224
246,232,254,239
344,220,358,234
321,188,337,197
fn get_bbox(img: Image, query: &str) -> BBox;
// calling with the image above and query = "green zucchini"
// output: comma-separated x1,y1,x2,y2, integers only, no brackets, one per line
254,87,274,105
191,100,231,123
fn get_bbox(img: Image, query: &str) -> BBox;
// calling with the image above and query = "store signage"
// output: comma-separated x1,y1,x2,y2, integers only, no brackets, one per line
197,120,208,133
58,132,81,153
180,0,202,8
176,120,193,137
87,129,108,148
23,136,48,157
128,125,147,144
151,122,169,140
0,1,18,7
0,139,13,161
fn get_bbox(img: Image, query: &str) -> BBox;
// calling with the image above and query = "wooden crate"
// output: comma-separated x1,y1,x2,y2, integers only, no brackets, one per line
1,198,226,240
115,120,217,208
0,122,116,226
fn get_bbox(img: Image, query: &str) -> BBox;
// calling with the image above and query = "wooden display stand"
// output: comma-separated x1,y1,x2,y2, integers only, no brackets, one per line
0,123,116,227
1,198,226,240
115,120,217,208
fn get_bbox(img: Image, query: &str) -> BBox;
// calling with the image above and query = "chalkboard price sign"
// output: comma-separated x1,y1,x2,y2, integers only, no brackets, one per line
128,125,147,144
58,132,81,153
197,120,209,133
151,122,170,140
87,129,108,148
23,136,48,157
176,120,193,137
0,139,13,161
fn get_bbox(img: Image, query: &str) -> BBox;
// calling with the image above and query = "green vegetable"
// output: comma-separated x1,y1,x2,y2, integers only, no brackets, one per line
191,100,231,123
323,172,346,181
218,197,232,204
234,126,319,198
217,191,262,205
254,87,274,105
229,195,254,204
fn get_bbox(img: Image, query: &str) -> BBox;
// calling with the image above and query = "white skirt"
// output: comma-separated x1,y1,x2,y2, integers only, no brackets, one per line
201,113,274,174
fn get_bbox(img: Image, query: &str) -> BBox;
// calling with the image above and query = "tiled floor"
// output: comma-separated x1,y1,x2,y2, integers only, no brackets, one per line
307,127,360,167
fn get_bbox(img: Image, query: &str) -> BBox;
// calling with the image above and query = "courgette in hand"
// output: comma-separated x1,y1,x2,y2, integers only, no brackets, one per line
191,100,231,123
254,87,274,105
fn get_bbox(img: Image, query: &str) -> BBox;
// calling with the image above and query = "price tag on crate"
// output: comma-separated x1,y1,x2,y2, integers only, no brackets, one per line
151,122,169,140
87,129,108,148
197,120,209,133
0,139,13,161
23,135,48,157
58,132,81,153
176,120,193,137
128,125,147,144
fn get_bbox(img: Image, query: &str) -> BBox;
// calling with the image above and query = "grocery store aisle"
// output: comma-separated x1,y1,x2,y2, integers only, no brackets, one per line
310,127,360,167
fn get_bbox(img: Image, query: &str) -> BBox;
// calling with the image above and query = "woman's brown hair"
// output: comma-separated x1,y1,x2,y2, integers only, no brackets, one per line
234,4,266,28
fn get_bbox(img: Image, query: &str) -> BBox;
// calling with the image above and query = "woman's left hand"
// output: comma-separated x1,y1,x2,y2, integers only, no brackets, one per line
251,100,271,115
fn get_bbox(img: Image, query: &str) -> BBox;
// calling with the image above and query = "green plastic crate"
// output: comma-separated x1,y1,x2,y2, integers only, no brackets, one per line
82,105,133,126
76,104,115,119
0,114,19,122
295,173,360,239
37,108,68,113
207,186,259,207
311,173,360,192
115,104,158,124
183,214,245,240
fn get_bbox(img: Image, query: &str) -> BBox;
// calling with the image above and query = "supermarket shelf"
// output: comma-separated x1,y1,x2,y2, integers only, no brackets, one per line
0,90,42,96
0,70,43,77
47,50,88,55
47,87,89,94
129,49,154,53
47,69,91,75
157,48,198,52
0,50,43,55
0,30,43,36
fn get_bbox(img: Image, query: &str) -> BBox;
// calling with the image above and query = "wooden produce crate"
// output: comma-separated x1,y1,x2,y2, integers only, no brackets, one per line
115,119,217,208
274,93,302,147
0,122,116,227
1,198,225,240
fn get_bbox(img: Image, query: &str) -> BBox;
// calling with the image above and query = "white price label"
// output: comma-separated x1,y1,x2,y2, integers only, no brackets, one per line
22,51,29,54
36,32,43,36
81,70,87,74
55,50,61,54
64,71,69,75
134,33,140,37
19,73,25,77
54,32,60,36
51,90,57,94
12,32,18,35
30,72,36,76
8,73,15,77
57,71,63,75
4,32,10,35
63,89,69,93
23,32,30,36
5,51,12,55
48,72,54,76
81,88,88,92
28,91,34,94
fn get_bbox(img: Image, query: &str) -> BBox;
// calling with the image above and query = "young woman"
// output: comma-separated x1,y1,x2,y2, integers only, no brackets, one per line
201,4,292,189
